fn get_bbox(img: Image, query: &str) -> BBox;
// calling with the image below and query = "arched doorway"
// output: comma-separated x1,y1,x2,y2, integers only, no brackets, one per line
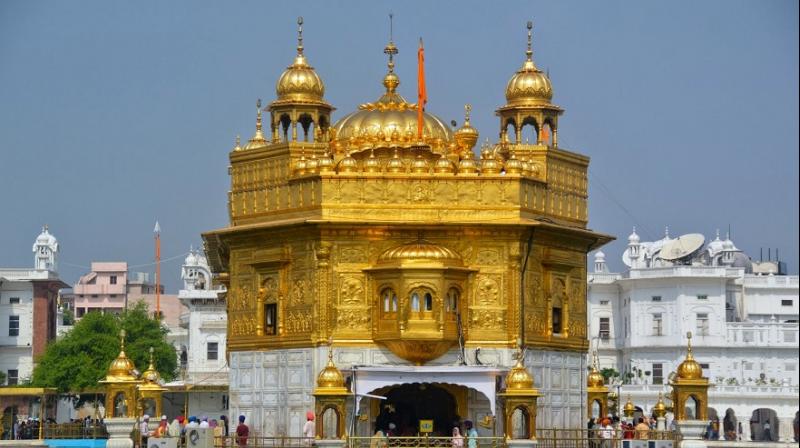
750,408,778,441
723,408,738,441
373,383,458,437
707,408,720,440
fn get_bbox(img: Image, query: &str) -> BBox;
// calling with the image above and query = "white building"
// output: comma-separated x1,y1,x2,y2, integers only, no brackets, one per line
0,227,68,385
588,228,799,442
163,248,229,419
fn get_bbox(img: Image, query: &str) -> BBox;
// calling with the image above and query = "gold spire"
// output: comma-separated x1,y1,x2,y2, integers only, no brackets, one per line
503,21,553,105
274,17,327,104
243,99,267,150
103,329,138,382
296,16,304,58
232,135,242,152
505,342,534,390
653,392,667,418
677,331,703,380
623,394,635,417
141,347,162,384
316,340,346,389
587,350,605,388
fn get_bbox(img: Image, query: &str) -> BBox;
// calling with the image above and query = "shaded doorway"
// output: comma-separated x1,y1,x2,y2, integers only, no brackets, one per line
374,383,457,437
750,408,778,442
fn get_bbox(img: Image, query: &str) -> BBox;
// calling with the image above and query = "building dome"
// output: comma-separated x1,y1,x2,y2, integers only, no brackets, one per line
587,367,604,388
243,99,268,151
274,18,326,105
458,156,478,174
363,150,381,173
337,154,358,173
35,225,57,246
677,333,703,380
434,157,455,174
454,104,479,151
377,241,462,266
628,227,640,244
104,330,138,382
505,358,535,390
331,42,454,154
504,22,553,106
623,395,636,417
140,348,162,385
594,250,606,263
317,350,345,389
653,392,667,418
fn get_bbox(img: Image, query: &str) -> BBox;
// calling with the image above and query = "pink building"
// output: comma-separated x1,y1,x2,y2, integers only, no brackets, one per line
73,262,127,316
72,263,185,327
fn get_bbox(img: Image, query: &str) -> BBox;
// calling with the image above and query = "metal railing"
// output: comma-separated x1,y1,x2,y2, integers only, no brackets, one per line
346,436,504,448
535,429,679,448
42,422,108,439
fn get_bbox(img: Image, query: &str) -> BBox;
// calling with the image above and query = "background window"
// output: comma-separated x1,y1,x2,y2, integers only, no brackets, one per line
599,317,610,340
552,307,562,334
8,316,19,337
782,300,793,306
207,342,219,360
696,313,709,336
7,370,18,386
600,300,609,306
110,275,117,285
652,313,663,336
697,294,708,300
651,296,662,302
652,363,663,384
264,304,277,335
9,297,20,304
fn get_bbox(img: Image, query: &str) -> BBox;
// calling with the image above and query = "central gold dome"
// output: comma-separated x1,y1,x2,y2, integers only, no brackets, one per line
331,42,453,154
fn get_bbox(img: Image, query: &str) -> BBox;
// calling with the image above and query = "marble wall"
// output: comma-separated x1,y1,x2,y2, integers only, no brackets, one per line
228,346,587,437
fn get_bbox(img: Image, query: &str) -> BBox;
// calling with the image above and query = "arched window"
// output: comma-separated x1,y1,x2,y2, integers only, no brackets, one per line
322,407,339,439
142,398,156,418
685,395,697,420
113,392,127,418
382,288,398,314
511,406,530,439
424,293,433,311
591,400,602,419
411,293,420,312
446,288,460,313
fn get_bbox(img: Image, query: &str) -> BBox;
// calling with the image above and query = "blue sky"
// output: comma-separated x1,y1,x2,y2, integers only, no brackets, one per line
1,0,797,292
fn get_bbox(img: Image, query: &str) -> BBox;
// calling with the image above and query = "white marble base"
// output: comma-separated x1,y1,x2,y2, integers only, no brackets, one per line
104,417,136,448
656,417,666,431
315,438,347,448
675,420,708,448
506,439,537,448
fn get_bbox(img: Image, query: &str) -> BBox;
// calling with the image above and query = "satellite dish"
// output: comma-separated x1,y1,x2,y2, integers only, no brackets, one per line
659,233,705,261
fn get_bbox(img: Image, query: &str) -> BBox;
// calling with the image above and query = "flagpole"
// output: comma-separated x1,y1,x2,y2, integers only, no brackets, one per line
417,37,426,141
154,221,161,319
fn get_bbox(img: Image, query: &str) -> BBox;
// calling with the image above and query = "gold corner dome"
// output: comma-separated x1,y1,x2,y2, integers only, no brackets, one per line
454,104,479,151
140,348,162,385
317,353,345,389
106,349,137,382
504,22,554,107
623,395,636,416
377,240,462,267
677,332,704,380
331,42,453,154
275,56,326,104
505,359,534,390
653,393,667,418
273,17,327,105
587,366,605,388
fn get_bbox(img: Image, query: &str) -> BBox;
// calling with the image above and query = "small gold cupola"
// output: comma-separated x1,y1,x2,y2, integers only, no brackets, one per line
496,21,563,147
269,17,334,144
454,104,479,154
242,99,268,150
677,331,703,380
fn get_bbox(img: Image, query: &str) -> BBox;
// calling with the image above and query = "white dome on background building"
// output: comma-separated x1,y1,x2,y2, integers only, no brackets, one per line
628,227,640,244
32,225,59,271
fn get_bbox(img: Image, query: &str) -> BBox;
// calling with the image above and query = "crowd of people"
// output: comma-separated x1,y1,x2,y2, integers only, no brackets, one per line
369,419,480,448
136,413,250,447
587,415,667,447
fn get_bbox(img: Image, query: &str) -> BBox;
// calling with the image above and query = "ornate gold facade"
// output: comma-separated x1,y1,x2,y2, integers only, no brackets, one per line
203,19,611,364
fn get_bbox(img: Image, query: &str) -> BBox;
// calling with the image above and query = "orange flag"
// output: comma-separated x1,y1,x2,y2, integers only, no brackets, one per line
417,38,427,140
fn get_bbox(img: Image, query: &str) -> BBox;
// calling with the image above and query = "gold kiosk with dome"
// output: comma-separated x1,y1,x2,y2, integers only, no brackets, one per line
586,351,609,419
136,347,167,420
312,345,349,440
99,330,141,418
203,15,613,436
499,347,541,442
670,332,711,421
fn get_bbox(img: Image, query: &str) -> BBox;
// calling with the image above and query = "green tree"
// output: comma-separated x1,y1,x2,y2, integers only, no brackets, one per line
31,301,176,395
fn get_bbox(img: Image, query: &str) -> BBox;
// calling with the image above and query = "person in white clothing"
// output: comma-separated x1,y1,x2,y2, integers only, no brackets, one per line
303,411,315,445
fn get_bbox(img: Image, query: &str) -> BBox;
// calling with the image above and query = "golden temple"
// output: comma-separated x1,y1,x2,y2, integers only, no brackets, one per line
203,17,612,436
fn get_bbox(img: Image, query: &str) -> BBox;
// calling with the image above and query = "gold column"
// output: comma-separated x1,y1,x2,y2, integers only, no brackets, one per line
586,351,609,419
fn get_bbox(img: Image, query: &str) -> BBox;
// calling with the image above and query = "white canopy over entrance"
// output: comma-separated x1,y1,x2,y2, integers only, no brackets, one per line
349,366,506,416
